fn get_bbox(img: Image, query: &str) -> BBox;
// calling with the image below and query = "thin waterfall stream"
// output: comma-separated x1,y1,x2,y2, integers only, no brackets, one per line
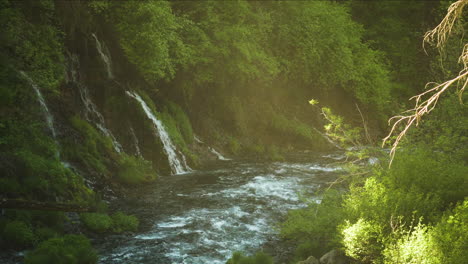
126,91,192,174
92,33,114,79
20,71,57,139
66,52,123,153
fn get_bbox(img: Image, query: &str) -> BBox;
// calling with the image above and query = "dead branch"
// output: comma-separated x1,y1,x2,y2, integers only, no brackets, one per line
423,0,468,52
383,70,468,165
383,0,468,165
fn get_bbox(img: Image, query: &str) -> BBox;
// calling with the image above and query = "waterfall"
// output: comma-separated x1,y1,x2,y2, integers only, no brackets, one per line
194,135,204,144
126,91,191,174
130,126,142,157
209,147,231,161
66,52,123,153
20,71,57,139
92,33,114,79
78,85,123,153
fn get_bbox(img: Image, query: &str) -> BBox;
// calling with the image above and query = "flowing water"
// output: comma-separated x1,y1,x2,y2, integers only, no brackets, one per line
78,84,123,153
66,52,123,153
20,71,57,139
92,33,114,79
209,147,231,161
96,152,344,264
126,91,192,174
130,126,143,157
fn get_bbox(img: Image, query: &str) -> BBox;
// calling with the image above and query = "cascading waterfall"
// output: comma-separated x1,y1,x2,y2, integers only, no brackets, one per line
66,52,123,153
126,91,191,174
92,33,114,79
78,85,123,153
130,126,142,157
209,147,231,161
20,71,57,139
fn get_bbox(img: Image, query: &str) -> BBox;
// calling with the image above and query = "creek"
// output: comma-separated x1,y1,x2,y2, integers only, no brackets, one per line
96,152,345,264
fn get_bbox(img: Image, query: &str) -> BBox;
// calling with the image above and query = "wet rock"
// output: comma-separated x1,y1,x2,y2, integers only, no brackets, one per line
319,249,351,264
297,255,319,264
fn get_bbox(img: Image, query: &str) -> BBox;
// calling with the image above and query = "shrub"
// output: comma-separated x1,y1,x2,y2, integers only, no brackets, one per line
80,213,112,233
430,199,468,264
383,223,439,264
226,251,273,264
341,218,384,264
24,234,97,264
280,190,344,259
111,212,139,233
34,227,58,243
2,220,34,248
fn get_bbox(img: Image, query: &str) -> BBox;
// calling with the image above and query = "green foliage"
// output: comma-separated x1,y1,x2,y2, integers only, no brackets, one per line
0,0,64,91
116,154,156,185
383,223,439,264
63,116,114,174
226,251,273,264
111,212,139,233
280,190,344,259
34,227,59,243
80,213,112,233
341,219,384,263
321,107,362,148
429,199,468,264
80,212,139,233
24,234,97,264
166,101,193,144
108,1,191,83
2,220,34,248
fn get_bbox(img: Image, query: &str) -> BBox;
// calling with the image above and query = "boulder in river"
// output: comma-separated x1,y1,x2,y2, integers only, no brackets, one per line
297,255,319,264
319,249,351,264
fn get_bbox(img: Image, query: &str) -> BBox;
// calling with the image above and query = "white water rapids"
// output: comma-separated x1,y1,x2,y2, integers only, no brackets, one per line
97,153,344,264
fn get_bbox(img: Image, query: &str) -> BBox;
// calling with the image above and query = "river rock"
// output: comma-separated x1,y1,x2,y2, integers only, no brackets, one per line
319,249,350,264
297,255,319,264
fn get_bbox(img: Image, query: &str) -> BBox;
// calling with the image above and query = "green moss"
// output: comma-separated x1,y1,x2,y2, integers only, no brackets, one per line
80,213,112,233
24,234,97,264
63,116,114,175
111,212,139,233
2,220,34,248
116,154,157,185
166,101,194,144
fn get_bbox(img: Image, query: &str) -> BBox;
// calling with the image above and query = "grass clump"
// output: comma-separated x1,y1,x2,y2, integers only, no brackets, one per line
24,234,97,264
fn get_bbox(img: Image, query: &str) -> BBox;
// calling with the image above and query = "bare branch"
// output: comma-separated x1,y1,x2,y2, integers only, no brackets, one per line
383,0,468,165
